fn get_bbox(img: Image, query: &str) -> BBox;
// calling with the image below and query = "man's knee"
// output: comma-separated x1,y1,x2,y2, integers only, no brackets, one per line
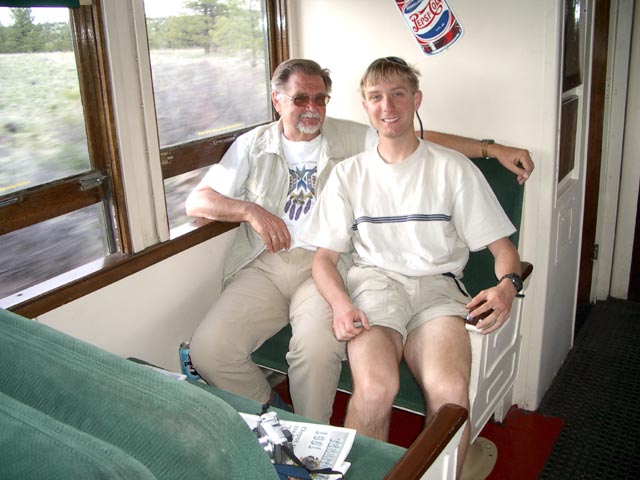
190,338,225,378
190,323,249,374
289,328,344,363
352,372,399,410
426,374,470,408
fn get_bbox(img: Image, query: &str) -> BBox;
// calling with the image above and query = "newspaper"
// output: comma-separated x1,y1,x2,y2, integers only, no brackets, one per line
239,412,356,479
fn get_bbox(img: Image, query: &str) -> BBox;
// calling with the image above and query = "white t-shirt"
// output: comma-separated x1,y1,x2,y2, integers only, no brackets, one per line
280,134,322,250
302,140,516,277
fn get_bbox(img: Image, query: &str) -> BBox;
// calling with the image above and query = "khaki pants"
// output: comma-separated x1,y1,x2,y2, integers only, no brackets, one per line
190,249,344,423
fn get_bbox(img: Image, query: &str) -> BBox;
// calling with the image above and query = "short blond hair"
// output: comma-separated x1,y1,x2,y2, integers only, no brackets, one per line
360,56,420,97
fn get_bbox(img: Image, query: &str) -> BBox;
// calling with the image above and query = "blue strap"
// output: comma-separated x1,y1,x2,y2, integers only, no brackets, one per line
275,463,312,479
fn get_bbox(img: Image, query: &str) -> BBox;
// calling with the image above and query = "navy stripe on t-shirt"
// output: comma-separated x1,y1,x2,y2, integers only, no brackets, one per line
352,214,451,231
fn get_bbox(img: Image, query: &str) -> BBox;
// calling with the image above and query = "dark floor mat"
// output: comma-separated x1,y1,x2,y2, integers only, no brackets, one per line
538,299,640,479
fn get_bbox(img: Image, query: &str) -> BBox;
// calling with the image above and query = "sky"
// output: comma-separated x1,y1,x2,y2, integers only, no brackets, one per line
0,2,187,25
0,7,70,25
143,0,187,19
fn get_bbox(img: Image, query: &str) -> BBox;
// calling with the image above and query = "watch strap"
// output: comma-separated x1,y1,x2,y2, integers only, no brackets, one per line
481,139,495,158
498,272,523,293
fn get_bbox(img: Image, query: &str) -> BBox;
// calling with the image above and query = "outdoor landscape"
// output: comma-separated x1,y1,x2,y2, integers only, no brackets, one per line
0,1,271,298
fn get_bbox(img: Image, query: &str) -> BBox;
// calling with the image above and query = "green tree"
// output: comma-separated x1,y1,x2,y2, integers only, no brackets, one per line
40,21,72,52
146,18,166,49
210,0,263,61
164,14,214,52
10,8,42,52
185,0,228,20
0,8,70,53
180,0,229,54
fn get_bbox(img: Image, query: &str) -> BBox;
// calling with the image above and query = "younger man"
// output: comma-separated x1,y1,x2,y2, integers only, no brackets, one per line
303,57,523,476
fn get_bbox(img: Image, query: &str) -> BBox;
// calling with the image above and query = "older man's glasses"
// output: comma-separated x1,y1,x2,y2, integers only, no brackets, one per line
280,93,331,107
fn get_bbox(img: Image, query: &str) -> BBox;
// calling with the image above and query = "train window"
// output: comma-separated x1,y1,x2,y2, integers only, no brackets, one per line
143,0,275,232
0,205,109,300
0,3,123,305
1,1,288,313
0,9,90,195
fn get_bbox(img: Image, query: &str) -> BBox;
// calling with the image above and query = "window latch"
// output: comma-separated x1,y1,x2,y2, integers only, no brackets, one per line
212,136,237,146
79,172,108,191
0,195,22,209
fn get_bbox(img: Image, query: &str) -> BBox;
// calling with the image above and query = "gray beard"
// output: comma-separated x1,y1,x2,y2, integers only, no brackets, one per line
297,122,321,135
296,113,322,135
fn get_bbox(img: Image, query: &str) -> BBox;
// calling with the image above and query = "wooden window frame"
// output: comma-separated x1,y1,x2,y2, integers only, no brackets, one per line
5,0,289,318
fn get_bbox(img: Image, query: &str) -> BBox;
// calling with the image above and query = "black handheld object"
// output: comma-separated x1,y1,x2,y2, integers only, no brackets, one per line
465,300,492,326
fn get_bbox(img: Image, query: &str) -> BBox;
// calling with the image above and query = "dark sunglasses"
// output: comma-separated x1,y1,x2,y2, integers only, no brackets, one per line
280,93,331,107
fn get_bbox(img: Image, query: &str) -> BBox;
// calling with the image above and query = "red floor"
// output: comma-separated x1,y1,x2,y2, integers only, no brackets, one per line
480,407,564,479
276,383,564,479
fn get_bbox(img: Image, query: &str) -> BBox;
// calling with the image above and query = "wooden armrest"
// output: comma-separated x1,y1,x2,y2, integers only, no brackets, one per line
464,260,533,327
521,261,533,282
384,404,468,480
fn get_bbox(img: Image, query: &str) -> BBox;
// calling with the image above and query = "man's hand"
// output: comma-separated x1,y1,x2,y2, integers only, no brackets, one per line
186,186,291,252
332,305,370,341
490,143,534,185
312,247,367,341
466,280,516,335
246,203,291,253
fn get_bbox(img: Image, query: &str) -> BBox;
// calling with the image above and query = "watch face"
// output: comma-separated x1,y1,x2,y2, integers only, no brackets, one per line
502,273,523,292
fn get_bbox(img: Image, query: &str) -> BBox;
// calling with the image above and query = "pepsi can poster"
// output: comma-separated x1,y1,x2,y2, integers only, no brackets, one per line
395,0,464,56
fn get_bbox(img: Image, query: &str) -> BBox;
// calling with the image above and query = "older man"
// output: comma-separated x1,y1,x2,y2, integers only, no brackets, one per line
186,58,532,423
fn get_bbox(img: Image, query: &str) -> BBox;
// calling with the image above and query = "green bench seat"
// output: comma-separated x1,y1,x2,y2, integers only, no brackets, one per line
0,307,466,479
252,157,532,416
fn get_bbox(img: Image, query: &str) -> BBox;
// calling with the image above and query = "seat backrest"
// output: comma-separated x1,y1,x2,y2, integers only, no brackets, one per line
0,308,279,480
252,158,526,414
462,158,524,296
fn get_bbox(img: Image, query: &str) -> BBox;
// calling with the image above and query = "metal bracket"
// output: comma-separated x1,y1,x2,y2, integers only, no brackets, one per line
0,195,22,208
79,171,108,191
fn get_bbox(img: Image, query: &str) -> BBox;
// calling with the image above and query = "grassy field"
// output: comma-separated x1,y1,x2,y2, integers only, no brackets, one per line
0,51,89,196
149,49,270,146
0,49,270,193
0,48,271,297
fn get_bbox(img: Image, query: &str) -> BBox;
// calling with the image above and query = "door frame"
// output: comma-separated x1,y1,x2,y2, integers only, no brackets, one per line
591,0,635,301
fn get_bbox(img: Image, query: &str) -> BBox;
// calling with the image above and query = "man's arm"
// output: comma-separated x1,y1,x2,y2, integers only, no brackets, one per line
312,248,369,341
423,131,534,185
185,185,290,253
465,237,522,334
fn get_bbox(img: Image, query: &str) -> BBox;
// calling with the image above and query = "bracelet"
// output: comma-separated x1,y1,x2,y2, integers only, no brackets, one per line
481,139,495,159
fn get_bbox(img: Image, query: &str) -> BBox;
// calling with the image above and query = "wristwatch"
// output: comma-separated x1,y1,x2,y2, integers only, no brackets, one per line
481,139,495,158
498,273,523,293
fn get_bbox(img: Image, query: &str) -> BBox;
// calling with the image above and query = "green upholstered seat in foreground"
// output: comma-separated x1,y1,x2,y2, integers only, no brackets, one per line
0,307,467,479
0,391,155,480
0,308,278,480
252,157,530,414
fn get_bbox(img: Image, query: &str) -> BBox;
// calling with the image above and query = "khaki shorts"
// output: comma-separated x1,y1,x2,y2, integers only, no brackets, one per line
346,266,470,343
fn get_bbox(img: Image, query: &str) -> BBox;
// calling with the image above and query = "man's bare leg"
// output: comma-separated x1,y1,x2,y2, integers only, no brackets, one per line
344,326,404,441
404,316,471,479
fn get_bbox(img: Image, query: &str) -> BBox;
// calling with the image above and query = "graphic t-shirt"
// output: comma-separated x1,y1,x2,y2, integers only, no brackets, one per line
281,134,322,250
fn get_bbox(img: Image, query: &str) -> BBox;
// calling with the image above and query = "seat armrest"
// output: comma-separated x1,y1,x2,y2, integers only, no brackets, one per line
521,261,533,282
464,260,533,332
384,404,468,480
